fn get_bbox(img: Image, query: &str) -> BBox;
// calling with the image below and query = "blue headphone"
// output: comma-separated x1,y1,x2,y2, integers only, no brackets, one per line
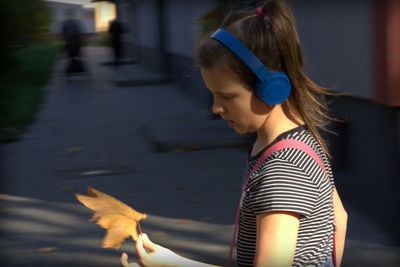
211,29,291,105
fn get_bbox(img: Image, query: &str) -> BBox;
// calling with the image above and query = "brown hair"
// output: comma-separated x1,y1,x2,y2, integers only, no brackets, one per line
194,0,337,156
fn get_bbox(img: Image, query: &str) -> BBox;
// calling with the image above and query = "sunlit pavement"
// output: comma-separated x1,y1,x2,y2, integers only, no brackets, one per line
0,47,399,266
0,194,234,266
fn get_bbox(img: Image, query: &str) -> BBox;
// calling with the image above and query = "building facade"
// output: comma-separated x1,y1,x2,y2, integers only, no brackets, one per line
46,0,96,35
115,0,399,107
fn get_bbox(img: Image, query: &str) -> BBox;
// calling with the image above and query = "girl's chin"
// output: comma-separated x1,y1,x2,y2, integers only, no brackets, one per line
233,126,247,135
234,125,259,135
229,122,253,135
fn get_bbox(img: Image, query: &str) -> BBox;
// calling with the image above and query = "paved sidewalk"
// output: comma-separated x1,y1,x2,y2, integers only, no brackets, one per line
0,47,399,266
0,47,246,267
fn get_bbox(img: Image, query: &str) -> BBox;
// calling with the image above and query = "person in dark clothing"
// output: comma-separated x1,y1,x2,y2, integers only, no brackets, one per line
63,19,81,58
62,9,84,75
109,19,123,67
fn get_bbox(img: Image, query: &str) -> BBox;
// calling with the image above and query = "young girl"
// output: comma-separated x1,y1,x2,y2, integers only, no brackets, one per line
121,0,347,266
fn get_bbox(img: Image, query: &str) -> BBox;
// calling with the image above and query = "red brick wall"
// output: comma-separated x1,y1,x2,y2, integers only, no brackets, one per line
373,0,400,106
386,0,400,106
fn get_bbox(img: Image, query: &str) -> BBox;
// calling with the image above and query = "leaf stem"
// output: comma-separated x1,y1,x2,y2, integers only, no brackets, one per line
132,212,143,236
137,221,143,236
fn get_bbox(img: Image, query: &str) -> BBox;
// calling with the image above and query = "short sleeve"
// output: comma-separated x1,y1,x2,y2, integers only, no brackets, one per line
247,158,319,218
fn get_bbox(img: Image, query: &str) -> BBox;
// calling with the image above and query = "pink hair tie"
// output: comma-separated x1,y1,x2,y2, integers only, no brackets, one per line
257,6,266,18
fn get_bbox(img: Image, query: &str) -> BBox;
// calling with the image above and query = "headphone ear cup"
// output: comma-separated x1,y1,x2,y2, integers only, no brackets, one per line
254,72,292,105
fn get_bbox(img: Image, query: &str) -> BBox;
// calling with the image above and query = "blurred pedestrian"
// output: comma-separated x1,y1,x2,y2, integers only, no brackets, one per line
121,0,347,266
108,19,123,68
62,9,84,75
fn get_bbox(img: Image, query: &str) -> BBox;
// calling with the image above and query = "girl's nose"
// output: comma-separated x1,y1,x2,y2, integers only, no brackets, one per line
212,102,224,115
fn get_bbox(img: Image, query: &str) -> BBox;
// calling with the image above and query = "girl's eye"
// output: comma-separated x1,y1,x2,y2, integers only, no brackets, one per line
221,94,234,100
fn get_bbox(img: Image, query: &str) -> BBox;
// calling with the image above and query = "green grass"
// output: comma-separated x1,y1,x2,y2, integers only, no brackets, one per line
0,42,61,143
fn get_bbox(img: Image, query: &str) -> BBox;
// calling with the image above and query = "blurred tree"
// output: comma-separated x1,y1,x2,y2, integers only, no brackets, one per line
0,0,52,70
0,1,14,69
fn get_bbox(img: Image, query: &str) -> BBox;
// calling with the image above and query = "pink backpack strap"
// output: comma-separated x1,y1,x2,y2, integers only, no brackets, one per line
227,139,334,267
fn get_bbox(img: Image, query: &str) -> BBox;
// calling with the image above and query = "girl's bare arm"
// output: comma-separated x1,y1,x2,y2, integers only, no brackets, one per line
333,186,348,267
255,211,300,267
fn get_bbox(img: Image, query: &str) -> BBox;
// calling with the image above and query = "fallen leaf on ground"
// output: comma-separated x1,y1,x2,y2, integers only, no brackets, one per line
151,231,166,236
177,219,193,224
68,147,82,152
60,186,76,191
75,186,147,248
38,247,58,253
171,149,186,153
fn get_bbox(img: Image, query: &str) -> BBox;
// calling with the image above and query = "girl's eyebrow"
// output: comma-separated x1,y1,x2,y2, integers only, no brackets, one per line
213,92,237,97
213,89,237,94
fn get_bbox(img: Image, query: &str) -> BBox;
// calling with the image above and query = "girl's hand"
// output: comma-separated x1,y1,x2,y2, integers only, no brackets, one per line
121,233,181,267
120,252,141,267
121,234,220,267
136,233,180,267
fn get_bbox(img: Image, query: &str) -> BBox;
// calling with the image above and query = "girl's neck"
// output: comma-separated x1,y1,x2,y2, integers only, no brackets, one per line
251,105,304,157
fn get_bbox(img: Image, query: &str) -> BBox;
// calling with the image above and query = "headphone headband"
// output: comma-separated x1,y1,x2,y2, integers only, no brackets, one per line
211,29,270,81
210,28,291,105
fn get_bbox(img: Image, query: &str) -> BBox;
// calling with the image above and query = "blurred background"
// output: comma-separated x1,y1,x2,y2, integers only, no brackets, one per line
0,0,399,266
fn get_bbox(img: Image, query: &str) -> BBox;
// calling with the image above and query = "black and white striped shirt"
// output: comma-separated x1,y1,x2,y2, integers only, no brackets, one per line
237,126,335,267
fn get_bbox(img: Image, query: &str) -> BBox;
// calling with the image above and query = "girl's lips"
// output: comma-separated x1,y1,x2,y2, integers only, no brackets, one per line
227,120,234,127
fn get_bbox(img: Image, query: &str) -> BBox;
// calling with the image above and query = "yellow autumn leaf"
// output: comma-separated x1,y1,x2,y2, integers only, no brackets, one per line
75,186,147,249
68,147,82,152
38,247,58,253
